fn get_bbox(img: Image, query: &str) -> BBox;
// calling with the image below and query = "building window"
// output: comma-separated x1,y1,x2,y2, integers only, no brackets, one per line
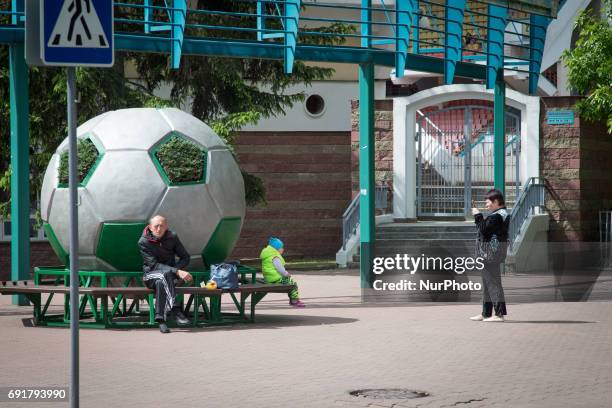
305,94,325,117
0,216,47,242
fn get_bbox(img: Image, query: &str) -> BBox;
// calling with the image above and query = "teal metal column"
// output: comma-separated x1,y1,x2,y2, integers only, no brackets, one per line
529,14,550,95
171,0,187,69
485,4,507,89
359,0,374,289
395,0,416,78
493,69,505,195
9,42,30,305
444,0,466,85
283,0,300,74
359,63,375,289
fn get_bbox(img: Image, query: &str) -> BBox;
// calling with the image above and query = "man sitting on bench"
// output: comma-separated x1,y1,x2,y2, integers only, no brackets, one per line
138,215,193,333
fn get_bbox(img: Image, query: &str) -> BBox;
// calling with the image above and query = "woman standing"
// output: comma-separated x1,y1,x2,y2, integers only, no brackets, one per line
470,189,510,322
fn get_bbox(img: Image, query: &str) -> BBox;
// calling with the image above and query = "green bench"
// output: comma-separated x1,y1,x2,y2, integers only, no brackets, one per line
1,276,295,329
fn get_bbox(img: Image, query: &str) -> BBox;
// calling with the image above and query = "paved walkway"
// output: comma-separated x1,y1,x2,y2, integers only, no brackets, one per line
1,270,611,408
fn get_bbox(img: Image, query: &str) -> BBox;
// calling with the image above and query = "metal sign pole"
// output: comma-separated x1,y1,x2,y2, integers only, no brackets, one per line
27,2,113,404
67,66,79,408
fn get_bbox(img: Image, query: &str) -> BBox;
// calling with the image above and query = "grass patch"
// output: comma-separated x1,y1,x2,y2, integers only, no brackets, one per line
58,138,99,185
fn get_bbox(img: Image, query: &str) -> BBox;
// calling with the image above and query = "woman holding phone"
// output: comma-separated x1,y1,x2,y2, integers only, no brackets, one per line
470,189,510,322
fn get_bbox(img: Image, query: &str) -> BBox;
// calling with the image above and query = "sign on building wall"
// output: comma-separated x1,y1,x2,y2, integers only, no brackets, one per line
547,110,575,125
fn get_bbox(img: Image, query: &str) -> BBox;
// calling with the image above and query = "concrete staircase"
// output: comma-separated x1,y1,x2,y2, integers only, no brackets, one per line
354,221,480,302
377,221,477,262
348,221,477,268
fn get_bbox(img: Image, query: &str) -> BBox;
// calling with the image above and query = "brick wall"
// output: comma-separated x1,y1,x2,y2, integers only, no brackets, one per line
540,97,612,242
0,241,60,281
350,100,394,211
231,131,352,259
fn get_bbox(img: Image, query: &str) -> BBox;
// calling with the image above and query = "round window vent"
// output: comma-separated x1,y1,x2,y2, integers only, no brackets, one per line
305,94,325,117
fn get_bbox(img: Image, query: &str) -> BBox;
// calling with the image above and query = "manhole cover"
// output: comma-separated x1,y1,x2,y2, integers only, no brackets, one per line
349,389,429,400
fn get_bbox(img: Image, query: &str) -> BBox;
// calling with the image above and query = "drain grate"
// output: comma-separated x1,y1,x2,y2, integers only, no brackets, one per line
349,388,429,400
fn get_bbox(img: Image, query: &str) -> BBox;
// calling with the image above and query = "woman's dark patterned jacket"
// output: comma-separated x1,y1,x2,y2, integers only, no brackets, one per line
474,207,510,262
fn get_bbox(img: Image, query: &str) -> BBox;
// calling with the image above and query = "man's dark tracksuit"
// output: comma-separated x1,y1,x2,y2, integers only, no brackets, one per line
474,207,509,317
138,227,190,322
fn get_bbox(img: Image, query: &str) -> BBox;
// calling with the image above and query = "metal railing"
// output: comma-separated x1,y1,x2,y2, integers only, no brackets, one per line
0,1,552,78
508,177,546,249
600,211,612,268
341,184,389,250
341,195,360,251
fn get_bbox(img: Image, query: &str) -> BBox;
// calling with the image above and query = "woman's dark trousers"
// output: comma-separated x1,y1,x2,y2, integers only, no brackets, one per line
482,261,507,317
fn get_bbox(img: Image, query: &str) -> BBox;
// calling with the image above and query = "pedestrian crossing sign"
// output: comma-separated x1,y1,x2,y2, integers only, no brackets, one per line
42,0,114,67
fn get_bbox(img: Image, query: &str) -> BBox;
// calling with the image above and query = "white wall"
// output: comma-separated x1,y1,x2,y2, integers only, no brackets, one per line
556,61,572,97
241,80,387,132
122,75,388,133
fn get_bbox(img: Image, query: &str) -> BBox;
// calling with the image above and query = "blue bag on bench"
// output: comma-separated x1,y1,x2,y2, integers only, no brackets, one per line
210,263,239,289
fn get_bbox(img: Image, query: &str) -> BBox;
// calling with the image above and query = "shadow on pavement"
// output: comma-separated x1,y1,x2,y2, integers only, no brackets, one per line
0,309,35,317
17,314,359,332
146,314,359,333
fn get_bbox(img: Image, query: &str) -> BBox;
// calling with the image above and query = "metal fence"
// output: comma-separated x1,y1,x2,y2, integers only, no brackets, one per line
416,106,521,217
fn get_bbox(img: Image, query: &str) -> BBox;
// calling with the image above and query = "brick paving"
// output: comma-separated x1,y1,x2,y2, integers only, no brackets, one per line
1,270,612,408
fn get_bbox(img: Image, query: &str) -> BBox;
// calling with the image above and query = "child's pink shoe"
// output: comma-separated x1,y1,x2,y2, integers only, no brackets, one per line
290,299,306,308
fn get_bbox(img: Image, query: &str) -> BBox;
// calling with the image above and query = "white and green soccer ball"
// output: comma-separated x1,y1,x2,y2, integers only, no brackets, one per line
40,108,245,271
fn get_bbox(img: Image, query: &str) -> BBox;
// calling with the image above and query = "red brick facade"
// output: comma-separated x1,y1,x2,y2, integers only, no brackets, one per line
231,131,352,259
540,97,612,242
0,241,60,281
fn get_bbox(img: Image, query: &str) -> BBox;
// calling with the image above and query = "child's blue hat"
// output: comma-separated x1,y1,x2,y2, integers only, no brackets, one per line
269,237,284,250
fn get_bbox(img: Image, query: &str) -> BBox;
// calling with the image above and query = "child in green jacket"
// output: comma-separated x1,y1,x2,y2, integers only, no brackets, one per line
260,237,305,307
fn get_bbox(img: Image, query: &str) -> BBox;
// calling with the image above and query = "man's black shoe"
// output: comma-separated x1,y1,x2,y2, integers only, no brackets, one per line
175,311,190,325
159,322,170,333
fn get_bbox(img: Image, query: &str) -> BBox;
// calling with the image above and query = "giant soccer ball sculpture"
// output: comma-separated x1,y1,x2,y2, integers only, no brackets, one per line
40,108,246,271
